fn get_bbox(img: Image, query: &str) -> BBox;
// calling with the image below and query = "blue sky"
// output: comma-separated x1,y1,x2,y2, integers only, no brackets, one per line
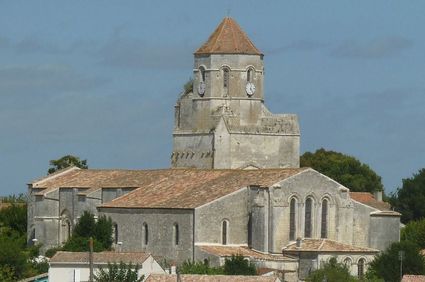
0,1,424,196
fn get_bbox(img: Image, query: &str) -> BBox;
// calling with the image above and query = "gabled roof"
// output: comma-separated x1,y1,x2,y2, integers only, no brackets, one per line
50,251,151,265
195,17,262,55
283,239,379,253
198,245,296,262
100,168,305,209
350,192,391,211
146,274,280,282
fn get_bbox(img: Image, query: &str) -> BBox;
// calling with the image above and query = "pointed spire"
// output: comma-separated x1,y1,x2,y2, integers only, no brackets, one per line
195,17,262,56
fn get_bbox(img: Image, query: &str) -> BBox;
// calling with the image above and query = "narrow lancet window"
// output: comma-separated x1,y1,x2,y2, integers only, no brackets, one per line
113,223,118,244
321,199,328,238
174,223,179,245
247,68,254,82
222,220,228,245
289,198,296,241
304,198,312,238
358,258,365,278
199,66,206,82
223,67,229,88
143,223,148,245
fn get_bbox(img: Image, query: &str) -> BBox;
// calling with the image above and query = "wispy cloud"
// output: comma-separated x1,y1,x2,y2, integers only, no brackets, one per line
266,40,325,55
97,31,193,70
331,36,413,59
0,64,109,97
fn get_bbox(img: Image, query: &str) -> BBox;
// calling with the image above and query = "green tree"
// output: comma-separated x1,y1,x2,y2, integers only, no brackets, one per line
300,148,384,193
0,236,28,279
95,215,113,250
401,219,425,248
390,168,425,223
366,241,425,282
62,211,113,252
307,257,358,282
183,77,193,94
94,262,144,282
223,254,256,276
0,265,16,282
180,259,224,275
0,203,27,236
48,154,88,174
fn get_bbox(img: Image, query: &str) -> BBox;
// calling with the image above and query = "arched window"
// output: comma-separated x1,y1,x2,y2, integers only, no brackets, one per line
321,199,328,238
143,223,148,246
357,258,365,278
247,68,254,82
60,211,71,244
289,198,296,241
113,223,118,244
223,67,230,89
199,66,206,82
304,198,313,238
344,257,352,272
174,223,179,246
222,220,229,245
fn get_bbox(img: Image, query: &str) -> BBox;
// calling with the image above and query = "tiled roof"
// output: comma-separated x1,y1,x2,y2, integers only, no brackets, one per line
100,168,305,209
198,245,296,262
146,274,279,282
283,239,379,253
402,275,425,282
50,251,151,264
195,17,262,55
350,192,391,211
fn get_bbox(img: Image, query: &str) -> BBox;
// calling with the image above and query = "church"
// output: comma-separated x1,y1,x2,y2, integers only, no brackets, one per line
27,18,400,281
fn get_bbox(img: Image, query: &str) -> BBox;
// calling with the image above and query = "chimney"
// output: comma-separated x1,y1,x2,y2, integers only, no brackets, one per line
374,190,383,202
296,237,302,248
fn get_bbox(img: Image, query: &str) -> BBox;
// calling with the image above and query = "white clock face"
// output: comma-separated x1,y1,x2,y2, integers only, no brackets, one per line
198,82,206,96
246,82,256,96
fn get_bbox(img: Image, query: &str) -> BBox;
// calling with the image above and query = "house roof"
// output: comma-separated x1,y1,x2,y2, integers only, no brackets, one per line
194,17,262,56
402,275,425,282
100,168,306,209
198,245,296,262
146,274,279,282
350,192,391,211
50,251,151,265
283,239,379,253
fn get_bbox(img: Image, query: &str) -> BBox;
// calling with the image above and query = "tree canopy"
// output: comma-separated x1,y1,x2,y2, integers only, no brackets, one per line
366,241,425,282
94,262,143,282
300,148,384,193
180,255,256,276
306,257,358,282
48,154,88,174
401,219,425,248
62,211,113,253
390,168,425,223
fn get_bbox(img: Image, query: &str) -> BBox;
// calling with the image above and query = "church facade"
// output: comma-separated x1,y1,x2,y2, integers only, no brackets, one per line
28,18,400,281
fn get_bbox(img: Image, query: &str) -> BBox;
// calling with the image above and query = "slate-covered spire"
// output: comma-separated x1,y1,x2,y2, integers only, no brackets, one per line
195,17,262,55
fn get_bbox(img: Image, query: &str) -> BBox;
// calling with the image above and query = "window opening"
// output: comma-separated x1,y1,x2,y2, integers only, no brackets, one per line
321,199,328,238
305,198,312,238
289,198,296,241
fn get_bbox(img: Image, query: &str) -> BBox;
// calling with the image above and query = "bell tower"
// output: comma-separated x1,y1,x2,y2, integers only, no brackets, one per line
172,18,300,169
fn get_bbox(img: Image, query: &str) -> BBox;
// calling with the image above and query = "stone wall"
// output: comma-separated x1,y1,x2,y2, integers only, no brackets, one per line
369,214,400,251
99,207,194,264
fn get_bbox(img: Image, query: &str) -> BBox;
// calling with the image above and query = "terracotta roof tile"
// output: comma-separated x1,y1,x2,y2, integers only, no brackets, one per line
198,245,296,262
195,17,262,55
146,274,279,282
283,239,379,253
50,251,151,264
402,275,425,282
99,168,306,209
350,192,391,211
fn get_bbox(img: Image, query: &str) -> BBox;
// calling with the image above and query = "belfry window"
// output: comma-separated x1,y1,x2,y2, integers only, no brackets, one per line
199,66,206,82
247,68,254,82
304,198,312,238
143,223,148,246
289,198,296,241
321,199,328,238
174,223,179,246
222,220,229,245
223,67,230,88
